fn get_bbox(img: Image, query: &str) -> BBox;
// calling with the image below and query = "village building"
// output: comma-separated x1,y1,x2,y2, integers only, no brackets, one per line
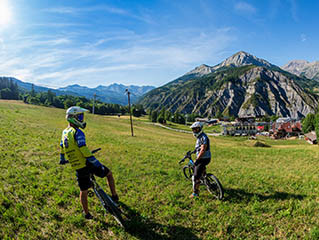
195,118,219,125
222,116,273,136
222,122,257,136
235,116,255,123
304,131,317,144
271,117,302,139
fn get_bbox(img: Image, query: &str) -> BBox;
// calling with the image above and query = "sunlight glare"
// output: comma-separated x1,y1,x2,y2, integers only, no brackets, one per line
0,0,12,27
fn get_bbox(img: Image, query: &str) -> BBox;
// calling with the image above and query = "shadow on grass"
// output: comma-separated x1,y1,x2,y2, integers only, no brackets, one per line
119,202,200,240
224,188,306,203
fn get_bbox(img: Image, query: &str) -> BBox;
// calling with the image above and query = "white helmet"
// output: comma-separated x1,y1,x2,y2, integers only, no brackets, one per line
190,121,203,137
66,106,89,129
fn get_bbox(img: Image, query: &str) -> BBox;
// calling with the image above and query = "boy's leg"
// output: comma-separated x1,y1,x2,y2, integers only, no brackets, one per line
190,160,206,197
192,176,200,193
80,190,89,214
93,164,119,201
106,171,118,197
76,167,93,218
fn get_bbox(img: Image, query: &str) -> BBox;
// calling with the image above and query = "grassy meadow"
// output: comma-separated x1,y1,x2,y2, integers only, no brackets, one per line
1,100,319,240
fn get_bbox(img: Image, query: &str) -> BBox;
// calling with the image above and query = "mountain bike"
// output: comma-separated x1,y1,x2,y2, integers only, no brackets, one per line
87,148,126,228
179,151,224,200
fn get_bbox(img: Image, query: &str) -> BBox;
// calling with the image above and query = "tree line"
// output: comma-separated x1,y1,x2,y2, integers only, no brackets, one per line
0,78,20,100
148,108,201,124
23,90,146,116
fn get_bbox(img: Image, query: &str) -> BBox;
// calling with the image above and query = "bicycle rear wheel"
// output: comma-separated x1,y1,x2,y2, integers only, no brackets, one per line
205,174,224,200
98,189,125,228
183,165,193,180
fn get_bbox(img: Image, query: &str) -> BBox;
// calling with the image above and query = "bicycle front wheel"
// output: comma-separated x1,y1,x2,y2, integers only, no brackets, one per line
183,165,193,180
98,190,125,228
205,174,224,200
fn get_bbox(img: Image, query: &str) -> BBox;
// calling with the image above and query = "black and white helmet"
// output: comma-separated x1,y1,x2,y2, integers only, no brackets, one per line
66,106,89,129
190,121,203,137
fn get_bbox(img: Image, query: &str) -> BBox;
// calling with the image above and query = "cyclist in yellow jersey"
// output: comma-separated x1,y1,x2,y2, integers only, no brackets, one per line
60,106,119,219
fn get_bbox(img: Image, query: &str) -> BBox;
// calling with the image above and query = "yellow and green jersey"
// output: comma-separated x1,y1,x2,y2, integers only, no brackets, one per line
60,126,93,170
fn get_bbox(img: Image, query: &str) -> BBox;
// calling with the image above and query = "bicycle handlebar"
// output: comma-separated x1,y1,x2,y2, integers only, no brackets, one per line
179,150,194,164
92,148,101,154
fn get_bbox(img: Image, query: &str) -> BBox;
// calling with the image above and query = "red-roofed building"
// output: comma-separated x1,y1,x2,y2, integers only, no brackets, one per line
272,117,302,139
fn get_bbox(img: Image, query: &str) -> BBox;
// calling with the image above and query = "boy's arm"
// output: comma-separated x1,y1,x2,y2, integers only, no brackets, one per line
59,140,68,164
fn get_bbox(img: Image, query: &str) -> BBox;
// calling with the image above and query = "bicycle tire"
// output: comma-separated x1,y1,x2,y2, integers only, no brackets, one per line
98,189,125,228
183,165,193,180
205,173,224,200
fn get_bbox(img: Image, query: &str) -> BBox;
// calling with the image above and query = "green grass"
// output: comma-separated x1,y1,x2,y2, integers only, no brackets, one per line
1,100,319,239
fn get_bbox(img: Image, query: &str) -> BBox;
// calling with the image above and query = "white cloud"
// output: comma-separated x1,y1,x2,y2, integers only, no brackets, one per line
0,38,4,50
0,26,236,87
289,0,298,22
234,2,256,15
42,5,154,24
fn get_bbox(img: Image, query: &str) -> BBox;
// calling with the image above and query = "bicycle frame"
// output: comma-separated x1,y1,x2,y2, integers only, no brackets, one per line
179,151,224,200
88,148,125,227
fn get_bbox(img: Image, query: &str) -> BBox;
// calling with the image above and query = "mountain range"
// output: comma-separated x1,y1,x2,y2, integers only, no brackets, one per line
58,84,154,105
5,77,155,105
282,60,319,81
3,51,319,117
139,51,319,118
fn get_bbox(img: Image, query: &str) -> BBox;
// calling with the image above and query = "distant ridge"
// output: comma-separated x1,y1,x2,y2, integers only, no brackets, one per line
58,83,155,105
282,60,319,81
1,77,155,105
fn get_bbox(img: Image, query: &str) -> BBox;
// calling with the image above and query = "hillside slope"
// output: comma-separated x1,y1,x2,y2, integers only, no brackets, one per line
141,65,318,118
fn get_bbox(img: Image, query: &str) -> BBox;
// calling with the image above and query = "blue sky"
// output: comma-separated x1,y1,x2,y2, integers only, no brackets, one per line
0,0,318,88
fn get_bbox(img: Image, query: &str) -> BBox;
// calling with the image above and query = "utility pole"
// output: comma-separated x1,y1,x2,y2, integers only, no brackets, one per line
125,89,134,136
92,93,96,114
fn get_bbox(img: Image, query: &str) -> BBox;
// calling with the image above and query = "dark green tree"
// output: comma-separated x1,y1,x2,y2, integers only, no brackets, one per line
302,113,315,133
165,110,172,122
0,88,12,99
157,112,165,124
151,110,158,122
315,113,319,138
31,84,35,97
64,99,75,109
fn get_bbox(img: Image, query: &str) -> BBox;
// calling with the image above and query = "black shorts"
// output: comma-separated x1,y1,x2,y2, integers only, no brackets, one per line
76,163,110,191
193,158,211,180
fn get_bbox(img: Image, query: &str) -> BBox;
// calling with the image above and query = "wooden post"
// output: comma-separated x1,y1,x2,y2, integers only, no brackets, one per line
125,89,134,136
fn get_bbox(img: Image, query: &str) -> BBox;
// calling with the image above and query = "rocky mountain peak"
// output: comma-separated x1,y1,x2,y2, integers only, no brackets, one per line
215,51,275,69
186,64,214,77
282,60,319,80
183,51,277,80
